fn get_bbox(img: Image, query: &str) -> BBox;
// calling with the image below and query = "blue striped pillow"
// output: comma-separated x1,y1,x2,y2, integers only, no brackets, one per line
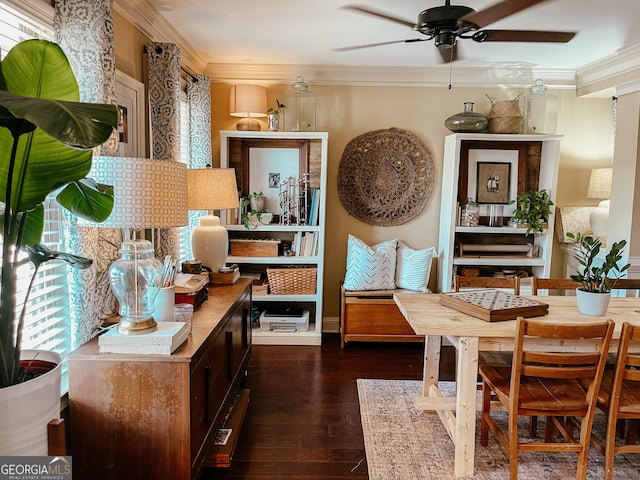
395,242,434,292
343,235,397,291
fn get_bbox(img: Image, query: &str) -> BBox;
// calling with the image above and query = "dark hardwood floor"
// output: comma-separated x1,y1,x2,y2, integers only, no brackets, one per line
201,333,451,480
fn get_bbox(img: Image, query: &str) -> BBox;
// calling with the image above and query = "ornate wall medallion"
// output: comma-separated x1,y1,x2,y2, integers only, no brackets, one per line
338,127,435,226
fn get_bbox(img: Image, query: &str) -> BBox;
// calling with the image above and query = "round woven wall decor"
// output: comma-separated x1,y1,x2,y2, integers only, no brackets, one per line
338,127,435,226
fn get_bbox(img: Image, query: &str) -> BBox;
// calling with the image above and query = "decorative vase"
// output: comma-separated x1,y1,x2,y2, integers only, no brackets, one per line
576,288,611,316
0,350,62,455
445,102,489,133
268,113,280,132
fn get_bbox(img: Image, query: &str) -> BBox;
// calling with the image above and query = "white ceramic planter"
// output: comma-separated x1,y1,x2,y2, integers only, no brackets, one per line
576,288,611,316
0,350,62,455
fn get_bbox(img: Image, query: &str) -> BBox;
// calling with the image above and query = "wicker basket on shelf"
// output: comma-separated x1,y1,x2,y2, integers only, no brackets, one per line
267,267,317,295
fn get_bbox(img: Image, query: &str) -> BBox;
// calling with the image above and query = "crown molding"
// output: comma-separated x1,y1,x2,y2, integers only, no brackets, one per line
113,0,206,75
203,63,577,89
577,44,640,94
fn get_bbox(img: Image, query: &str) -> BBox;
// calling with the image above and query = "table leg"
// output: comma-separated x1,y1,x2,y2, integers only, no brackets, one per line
454,336,479,478
423,335,441,396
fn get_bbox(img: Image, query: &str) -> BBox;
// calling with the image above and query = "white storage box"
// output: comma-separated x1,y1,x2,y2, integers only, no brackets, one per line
260,309,309,332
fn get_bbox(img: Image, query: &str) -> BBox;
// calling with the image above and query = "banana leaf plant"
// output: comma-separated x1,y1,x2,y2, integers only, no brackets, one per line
0,39,118,388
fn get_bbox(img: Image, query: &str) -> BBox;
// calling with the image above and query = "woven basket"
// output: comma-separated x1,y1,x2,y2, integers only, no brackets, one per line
487,94,523,134
267,267,317,295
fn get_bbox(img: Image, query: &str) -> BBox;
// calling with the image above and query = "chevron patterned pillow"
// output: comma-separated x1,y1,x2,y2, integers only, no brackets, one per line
395,242,434,292
343,235,397,290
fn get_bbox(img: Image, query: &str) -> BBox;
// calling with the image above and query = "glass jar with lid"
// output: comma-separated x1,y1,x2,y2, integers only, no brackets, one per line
283,75,316,132
461,198,480,227
521,79,558,134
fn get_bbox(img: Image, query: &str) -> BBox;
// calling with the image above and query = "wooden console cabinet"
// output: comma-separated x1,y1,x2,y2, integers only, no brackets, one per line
68,279,252,480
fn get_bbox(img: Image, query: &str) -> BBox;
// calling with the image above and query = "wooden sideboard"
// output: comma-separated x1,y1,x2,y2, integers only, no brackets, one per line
68,278,252,480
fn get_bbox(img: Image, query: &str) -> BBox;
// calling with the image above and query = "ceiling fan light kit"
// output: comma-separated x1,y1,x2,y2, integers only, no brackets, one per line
340,0,576,63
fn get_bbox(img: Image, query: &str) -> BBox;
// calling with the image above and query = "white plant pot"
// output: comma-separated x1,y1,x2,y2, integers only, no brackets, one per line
576,288,611,316
0,350,62,455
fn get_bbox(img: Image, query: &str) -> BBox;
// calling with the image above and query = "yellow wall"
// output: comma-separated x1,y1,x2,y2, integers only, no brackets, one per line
210,83,613,318
109,12,616,319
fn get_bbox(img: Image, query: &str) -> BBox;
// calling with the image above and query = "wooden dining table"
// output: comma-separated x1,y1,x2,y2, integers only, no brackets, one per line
393,292,640,478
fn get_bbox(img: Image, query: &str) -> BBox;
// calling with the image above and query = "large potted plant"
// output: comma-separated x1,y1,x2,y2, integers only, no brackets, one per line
0,39,118,454
566,232,630,316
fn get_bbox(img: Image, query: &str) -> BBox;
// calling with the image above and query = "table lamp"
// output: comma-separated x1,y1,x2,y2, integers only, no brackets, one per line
89,156,188,334
187,168,239,275
587,167,612,238
229,84,267,131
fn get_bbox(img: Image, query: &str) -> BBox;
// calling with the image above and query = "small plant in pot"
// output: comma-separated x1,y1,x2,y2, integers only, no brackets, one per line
241,192,272,229
508,189,554,234
566,232,630,316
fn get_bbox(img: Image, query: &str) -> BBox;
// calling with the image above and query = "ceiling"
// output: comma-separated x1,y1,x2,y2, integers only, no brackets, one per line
141,0,640,73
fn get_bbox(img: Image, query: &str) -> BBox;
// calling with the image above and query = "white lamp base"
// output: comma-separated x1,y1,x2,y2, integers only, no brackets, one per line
191,214,228,272
589,199,610,238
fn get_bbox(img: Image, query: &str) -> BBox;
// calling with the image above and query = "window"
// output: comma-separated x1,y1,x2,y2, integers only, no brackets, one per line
178,85,194,263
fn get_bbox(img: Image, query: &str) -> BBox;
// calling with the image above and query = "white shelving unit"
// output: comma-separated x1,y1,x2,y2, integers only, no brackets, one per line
438,133,562,294
220,130,328,345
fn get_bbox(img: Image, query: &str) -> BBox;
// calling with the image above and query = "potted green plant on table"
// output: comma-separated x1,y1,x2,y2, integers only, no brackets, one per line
566,232,630,316
509,189,554,234
0,39,117,454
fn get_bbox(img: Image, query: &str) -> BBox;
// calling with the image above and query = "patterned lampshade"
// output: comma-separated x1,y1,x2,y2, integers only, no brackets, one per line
89,156,188,228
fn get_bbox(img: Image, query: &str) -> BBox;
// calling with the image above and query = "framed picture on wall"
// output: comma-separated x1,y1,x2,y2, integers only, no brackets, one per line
475,161,511,204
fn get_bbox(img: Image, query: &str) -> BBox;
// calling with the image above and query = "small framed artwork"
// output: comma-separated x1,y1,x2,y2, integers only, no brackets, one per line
476,161,511,204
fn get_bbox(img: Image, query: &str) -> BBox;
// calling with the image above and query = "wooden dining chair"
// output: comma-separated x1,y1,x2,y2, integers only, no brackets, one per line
588,322,640,480
479,317,615,480
610,278,640,296
531,277,580,295
454,275,520,295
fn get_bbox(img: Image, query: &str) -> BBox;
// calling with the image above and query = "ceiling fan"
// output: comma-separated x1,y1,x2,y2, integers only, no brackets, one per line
336,0,576,63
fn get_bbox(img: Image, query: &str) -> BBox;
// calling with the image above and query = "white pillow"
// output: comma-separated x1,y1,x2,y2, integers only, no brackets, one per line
343,235,397,291
395,242,434,293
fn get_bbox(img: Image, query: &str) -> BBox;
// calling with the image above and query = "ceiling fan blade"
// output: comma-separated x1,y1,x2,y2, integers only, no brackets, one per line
334,39,426,52
460,0,547,28
341,4,416,28
472,30,576,43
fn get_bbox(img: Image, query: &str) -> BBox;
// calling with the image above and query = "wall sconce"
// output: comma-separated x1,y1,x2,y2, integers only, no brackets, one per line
229,84,267,131
89,156,188,334
587,167,612,238
187,168,239,274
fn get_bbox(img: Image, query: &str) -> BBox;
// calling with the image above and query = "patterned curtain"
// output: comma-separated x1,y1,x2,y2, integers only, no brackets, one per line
186,74,214,232
54,0,120,347
188,74,212,169
146,42,182,259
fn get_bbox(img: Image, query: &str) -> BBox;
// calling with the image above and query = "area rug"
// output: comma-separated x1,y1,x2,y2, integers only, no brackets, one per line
358,379,640,480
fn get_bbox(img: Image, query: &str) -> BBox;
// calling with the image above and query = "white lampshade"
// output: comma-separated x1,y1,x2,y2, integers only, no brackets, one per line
229,84,267,131
586,168,612,199
587,167,612,238
187,168,239,272
89,156,189,229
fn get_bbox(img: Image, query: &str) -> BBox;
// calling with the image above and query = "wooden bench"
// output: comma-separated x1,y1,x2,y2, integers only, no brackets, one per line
340,286,425,347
